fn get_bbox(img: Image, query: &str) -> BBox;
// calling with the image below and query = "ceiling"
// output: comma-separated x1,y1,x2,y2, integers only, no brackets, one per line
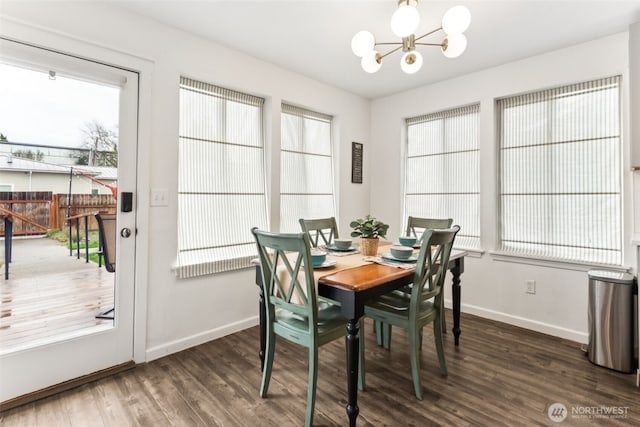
114,0,640,99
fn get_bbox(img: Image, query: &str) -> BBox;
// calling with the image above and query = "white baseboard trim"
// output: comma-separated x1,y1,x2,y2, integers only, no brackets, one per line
145,316,259,362
146,302,589,361
444,299,588,344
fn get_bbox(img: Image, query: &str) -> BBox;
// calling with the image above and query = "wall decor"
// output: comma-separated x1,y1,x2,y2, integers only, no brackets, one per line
352,142,363,184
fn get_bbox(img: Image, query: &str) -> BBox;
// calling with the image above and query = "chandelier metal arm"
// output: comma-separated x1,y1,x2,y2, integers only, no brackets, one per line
376,44,405,61
414,27,442,42
375,26,445,60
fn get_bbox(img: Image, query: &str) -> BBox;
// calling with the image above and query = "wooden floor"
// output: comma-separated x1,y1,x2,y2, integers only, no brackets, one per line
2,310,638,426
0,238,114,355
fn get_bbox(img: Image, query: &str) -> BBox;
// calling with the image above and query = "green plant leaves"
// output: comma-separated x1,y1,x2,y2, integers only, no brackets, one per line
349,214,388,239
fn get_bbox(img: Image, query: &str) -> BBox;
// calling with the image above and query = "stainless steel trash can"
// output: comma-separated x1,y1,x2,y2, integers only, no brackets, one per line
587,270,635,373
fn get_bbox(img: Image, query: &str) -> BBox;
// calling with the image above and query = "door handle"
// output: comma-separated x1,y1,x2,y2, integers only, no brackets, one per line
120,228,132,238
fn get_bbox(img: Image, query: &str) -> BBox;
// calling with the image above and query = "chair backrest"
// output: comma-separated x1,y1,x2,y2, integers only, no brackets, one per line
95,213,116,273
411,225,460,317
405,216,453,246
252,227,318,331
298,217,339,247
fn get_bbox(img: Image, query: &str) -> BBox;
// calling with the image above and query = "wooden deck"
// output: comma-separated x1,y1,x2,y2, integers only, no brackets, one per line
0,238,114,355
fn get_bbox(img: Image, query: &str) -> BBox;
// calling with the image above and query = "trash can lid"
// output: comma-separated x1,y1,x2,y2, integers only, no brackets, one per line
588,269,635,284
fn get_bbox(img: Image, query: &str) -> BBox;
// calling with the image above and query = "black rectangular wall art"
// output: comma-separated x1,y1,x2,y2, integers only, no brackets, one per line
352,142,363,184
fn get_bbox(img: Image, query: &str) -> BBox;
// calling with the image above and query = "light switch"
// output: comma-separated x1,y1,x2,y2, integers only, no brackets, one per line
150,189,168,207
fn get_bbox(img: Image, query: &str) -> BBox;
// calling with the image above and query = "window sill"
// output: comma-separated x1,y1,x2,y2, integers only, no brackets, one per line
173,254,256,279
455,247,484,258
489,251,630,273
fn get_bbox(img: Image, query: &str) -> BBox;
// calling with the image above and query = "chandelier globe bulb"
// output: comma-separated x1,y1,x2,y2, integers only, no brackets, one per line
351,31,375,57
391,4,420,38
442,5,471,35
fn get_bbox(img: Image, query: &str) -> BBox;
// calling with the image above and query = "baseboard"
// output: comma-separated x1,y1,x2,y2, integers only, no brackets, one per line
146,302,588,361
145,316,259,362
444,299,588,344
0,361,136,412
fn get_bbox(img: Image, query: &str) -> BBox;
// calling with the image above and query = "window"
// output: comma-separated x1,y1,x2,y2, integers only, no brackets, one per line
280,104,335,232
176,77,268,278
404,104,480,249
497,76,621,265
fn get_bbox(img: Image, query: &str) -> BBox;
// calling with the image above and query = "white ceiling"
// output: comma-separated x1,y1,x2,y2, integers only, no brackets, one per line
114,0,640,99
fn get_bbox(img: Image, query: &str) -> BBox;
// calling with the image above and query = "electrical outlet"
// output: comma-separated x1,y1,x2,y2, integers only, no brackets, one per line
526,280,536,294
150,188,168,207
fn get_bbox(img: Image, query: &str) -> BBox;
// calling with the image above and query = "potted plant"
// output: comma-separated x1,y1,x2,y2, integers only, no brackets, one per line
350,214,389,256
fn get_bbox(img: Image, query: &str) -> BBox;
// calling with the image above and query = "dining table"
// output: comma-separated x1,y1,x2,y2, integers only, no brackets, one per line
253,241,467,427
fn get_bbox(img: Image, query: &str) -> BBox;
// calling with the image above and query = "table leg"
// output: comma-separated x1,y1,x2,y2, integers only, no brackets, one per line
451,257,464,346
345,318,360,426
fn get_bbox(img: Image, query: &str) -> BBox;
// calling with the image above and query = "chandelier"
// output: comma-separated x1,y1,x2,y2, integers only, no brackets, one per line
351,0,471,74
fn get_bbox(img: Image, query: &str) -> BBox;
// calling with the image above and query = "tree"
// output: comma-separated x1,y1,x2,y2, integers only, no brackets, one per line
13,149,44,161
0,133,7,142
80,120,118,167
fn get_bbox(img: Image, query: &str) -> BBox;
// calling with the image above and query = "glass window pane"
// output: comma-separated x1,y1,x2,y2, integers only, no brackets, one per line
280,104,335,232
498,76,621,265
404,104,480,250
177,77,268,277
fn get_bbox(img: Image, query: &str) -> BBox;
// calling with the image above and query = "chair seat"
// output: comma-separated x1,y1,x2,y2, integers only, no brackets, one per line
277,302,344,329
366,293,435,324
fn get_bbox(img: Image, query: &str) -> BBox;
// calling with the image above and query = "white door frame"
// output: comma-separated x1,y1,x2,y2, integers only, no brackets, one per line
0,19,150,400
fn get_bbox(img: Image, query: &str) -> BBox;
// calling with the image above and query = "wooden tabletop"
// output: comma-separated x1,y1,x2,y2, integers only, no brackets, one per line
318,249,466,292
318,263,414,292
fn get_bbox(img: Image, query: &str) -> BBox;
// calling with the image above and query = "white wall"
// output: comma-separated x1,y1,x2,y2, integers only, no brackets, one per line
0,2,372,360
371,32,635,342
2,1,636,361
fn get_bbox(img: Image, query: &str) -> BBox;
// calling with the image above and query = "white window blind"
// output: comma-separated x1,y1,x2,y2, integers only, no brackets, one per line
497,76,621,265
177,77,268,278
404,104,480,249
280,103,335,232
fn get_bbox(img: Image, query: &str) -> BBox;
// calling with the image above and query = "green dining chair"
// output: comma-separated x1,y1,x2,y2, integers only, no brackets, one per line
251,227,347,427
299,217,339,247
405,216,453,246
363,225,460,400
377,216,454,348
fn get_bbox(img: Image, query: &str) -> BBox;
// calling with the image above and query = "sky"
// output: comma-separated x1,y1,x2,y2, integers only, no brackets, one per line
0,62,119,148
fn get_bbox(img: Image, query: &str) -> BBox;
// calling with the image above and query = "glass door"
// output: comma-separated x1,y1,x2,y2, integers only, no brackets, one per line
0,38,137,403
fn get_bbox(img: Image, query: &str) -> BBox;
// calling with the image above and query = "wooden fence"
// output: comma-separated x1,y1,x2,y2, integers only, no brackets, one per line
0,191,51,236
52,193,116,231
0,192,116,236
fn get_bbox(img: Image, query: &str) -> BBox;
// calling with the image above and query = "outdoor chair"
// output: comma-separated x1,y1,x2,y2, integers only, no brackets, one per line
95,213,116,320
